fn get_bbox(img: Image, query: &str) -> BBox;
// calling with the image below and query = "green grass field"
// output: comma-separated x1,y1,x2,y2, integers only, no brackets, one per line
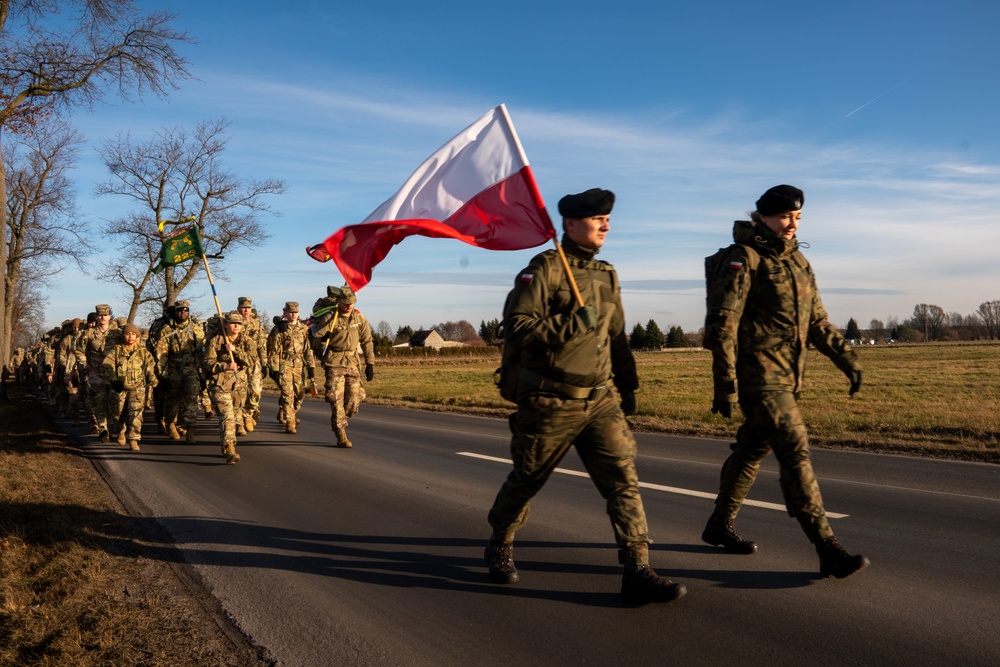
362,342,1000,463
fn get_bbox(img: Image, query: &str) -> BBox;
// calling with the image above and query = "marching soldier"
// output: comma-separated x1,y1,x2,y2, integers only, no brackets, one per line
483,188,686,604
204,311,259,464
310,285,374,448
155,300,205,444
702,184,869,579
236,297,267,433
267,302,315,434
102,323,158,451
77,304,122,440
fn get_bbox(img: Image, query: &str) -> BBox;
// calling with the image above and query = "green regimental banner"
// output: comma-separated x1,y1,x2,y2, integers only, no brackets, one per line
153,224,205,274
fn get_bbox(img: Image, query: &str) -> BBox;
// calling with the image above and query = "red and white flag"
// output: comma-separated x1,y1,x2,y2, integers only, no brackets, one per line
307,104,555,291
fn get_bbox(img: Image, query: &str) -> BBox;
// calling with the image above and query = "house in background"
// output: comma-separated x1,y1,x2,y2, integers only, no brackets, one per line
406,329,466,349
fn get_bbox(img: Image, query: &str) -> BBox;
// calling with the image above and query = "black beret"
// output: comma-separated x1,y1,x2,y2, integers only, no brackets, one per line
756,185,804,216
557,188,615,219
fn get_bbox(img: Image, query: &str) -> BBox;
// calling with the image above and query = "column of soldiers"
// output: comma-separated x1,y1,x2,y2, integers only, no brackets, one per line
12,289,378,463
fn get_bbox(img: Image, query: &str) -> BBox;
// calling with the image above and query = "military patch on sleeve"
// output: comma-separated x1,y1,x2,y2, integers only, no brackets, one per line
518,273,534,283
727,260,744,270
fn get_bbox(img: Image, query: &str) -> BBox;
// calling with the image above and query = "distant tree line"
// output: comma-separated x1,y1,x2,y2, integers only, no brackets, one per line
848,301,1000,343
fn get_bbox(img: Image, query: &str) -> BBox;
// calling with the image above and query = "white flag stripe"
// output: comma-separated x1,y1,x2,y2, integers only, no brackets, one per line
456,451,849,519
361,105,525,225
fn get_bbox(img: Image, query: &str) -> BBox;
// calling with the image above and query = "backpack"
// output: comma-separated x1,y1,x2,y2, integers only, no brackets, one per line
704,243,760,286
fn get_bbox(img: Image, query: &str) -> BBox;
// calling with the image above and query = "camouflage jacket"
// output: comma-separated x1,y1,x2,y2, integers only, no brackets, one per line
156,319,205,378
312,309,374,373
242,316,268,370
77,323,122,375
203,333,259,391
268,320,315,372
703,219,859,399
101,343,158,392
502,235,638,394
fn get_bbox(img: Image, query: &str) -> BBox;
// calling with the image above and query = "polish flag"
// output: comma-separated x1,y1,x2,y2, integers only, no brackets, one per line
306,104,555,291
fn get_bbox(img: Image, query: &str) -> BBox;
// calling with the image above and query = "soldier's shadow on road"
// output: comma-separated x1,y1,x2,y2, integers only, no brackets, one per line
2,498,817,610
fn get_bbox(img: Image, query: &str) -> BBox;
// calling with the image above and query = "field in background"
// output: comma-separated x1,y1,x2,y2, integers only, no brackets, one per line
362,342,1000,463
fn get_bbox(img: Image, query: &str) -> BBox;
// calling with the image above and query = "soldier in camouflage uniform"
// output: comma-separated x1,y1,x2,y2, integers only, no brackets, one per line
702,184,869,579
102,323,158,451
267,302,315,434
236,297,267,432
146,305,175,433
56,319,84,421
484,188,685,605
156,300,205,444
311,285,374,448
204,311,259,464
77,304,122,440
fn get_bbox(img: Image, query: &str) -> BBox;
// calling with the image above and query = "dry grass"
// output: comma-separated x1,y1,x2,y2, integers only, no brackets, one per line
0,386,266,667
364,342,1000,463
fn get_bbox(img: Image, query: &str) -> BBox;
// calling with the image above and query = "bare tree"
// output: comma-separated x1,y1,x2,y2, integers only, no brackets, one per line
4,119,87,350
868,318,885,343
375,320,393,340
0,0,192,363
976,301,1000,340
911,303,946,342
95,119,285,320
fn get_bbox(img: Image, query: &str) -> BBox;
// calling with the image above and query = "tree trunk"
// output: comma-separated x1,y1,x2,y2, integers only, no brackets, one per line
0,138,9,368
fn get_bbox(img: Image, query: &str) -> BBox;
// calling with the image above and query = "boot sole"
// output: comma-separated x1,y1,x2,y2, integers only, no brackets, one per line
821,556,871,579
701,530,758,555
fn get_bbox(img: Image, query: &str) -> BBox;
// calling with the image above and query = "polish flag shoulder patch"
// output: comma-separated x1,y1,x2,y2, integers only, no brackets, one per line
727,260,744,270
518,272,534,283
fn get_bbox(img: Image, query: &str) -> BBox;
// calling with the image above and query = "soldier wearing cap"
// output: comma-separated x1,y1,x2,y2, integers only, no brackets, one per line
146,304,176,432
155,300,206,443
702,184,868,579
102,323,157,450
267,301,315,434
236,296,267,433
55,318,84,422
77,304,122,439
483,188,686,605
204,310,258,464
310,284,375,448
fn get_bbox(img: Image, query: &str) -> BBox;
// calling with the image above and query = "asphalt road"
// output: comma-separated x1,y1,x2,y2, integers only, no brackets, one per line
74,397,1000,666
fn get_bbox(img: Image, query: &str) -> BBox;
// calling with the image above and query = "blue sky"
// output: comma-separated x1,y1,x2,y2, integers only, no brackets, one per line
42,0,1000,334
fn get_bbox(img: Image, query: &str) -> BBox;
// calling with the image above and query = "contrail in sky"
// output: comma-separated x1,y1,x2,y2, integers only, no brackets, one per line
845,75,916,118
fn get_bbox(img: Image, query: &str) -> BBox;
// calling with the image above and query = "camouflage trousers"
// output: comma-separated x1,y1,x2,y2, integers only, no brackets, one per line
487,387,651,565
277,364,306,423
323,367,365,430
164,371,202,428
86,371,111,430
714,390,833,542
211,378,247,448
243,366,263,419
109,388,146,442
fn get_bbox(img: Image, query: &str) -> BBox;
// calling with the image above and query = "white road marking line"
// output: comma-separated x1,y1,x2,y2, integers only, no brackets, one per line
457,451,849,519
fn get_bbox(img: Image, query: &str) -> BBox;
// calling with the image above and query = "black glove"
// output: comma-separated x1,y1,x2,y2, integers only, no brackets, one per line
620,391,636,416
199,376,207,391
111,379,125,393
307,367,315,379
576,306,598,331
711,396,737,419
365,364,374,382
848,370,863,396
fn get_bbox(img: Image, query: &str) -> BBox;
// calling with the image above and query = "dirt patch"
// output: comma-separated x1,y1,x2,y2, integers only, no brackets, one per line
0,384,271,666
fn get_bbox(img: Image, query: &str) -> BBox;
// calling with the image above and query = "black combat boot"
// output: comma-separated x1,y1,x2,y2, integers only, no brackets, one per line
702,515,758,554
621,565,687,605
817,537,870,579
484,537,519,584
